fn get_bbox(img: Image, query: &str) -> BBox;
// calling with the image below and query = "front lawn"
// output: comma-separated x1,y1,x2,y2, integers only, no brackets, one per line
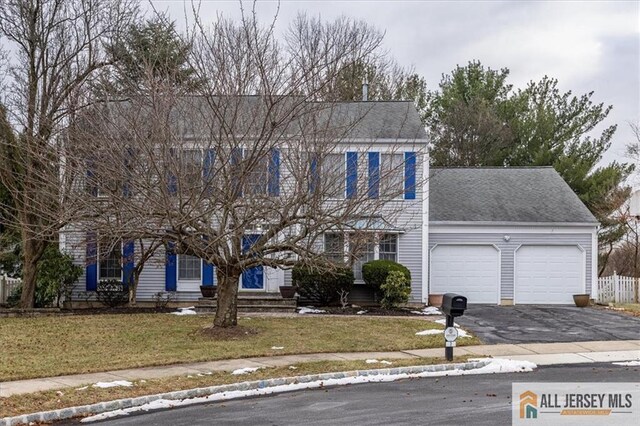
0,314,479,381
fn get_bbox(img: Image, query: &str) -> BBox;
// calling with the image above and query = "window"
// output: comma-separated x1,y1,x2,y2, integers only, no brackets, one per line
181,149,203,184
178,254,201,280
350,234,376,281
99,240,122,280
379,234,398,261
324,233,345,264
380,153,404,198
244,150,268,195
323,153,345,198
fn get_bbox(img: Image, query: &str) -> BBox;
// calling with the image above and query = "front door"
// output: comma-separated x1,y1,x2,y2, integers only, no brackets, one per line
241,234,264,290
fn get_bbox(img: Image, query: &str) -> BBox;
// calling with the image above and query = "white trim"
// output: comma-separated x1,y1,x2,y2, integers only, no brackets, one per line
421,151,429,303
430,224,598,234
513,244,586,305
429,243,501,304
430,221,599,227
591,228,598,298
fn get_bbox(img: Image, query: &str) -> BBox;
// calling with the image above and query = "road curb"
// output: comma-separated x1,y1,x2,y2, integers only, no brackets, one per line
1,360,491,426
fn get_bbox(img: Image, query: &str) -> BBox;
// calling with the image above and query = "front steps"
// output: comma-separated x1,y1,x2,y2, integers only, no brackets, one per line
196,292,297,313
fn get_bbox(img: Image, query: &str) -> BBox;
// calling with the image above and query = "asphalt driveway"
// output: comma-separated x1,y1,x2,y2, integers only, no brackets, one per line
456,305,640,344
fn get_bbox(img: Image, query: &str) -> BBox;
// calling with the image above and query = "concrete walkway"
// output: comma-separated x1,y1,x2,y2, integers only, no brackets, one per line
1,340,639,398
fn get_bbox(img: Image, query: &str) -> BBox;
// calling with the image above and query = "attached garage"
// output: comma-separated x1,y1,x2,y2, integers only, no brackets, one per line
428,167,598,305
514,245,585,304
430,245,499,303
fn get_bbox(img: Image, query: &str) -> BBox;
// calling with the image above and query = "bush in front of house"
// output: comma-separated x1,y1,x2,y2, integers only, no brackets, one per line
379,270,412,309
6,245,82,308
96,279,129,308
292,265,354,306
362,259,411,292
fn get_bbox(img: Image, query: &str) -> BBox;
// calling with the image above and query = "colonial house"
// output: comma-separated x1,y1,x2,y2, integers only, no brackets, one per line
62,99,598,306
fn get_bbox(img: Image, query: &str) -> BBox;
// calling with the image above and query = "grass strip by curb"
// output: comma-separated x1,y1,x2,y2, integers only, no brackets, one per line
1,359,488,426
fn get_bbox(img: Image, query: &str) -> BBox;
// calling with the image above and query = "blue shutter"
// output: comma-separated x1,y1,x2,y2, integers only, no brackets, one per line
309,154,319,194
165,242,177,291
203,149,215,195
86,159,97,197
368,152,380,199
202,261,215,287
346,152,358,199
123,240,135,288
404,152,416,200
231,147,243,198
167,148,177,195
268,149,280,196
86,232,97,291
123,148,133,198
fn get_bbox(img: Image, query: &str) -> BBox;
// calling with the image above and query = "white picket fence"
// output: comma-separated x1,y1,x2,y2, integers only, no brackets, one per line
597,273,639,304
0,274,22,304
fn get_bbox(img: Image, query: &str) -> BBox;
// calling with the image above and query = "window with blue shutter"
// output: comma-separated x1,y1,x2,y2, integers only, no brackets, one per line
202,261,215,286
368,152,380,199
203,149,215,195
346,152,358,199
404,152,416,200
309,154,319,194
167,148,177,195
268,149,280,196
165,242,177,291
85,232,97,291
123,240,135,289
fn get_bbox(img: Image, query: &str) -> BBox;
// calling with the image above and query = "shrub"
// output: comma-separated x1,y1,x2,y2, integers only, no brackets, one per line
96,279,129,308
6,245,82,308
380,270,411,309
292,265,354,306
362,260,411,292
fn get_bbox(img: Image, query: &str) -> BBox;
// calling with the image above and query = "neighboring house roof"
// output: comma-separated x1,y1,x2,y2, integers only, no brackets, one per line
429,167,599,225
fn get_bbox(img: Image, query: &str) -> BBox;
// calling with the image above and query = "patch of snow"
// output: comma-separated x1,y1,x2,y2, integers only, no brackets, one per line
365,359,379,364
92,380,133,389
139,380,147,383
81,359,536,423
415,329,443,336
415,328,473,338
612,361,640,366
411,306,442,316
380,360,393,365
297,306,326,314
271,346,284,350
231,367,263,375
170,307,197,316
356,310,368,315
288,366,298,370
76,386,88,391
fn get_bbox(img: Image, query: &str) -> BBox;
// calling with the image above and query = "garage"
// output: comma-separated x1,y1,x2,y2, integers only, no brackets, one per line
430,245,500,304
515,245,584,304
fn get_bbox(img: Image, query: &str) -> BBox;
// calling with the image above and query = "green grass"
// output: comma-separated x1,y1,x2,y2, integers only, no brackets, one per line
0,314,479,381
0,356,471,418
611,303,640,316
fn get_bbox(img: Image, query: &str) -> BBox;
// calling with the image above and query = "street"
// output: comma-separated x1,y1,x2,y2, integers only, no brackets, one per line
72,363,639,426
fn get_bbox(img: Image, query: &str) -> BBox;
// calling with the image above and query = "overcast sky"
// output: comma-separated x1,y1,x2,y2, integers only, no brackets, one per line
152,0,639,167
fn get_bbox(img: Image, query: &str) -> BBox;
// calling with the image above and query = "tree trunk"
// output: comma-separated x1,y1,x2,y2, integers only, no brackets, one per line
214,266,241,327
19,237,46,309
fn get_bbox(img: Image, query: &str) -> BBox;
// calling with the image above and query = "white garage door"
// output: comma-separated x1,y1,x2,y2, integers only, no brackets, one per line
430,245,500,304
515,245,584,304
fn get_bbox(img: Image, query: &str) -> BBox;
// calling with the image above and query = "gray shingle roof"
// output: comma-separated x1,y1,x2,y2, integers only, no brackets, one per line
429,167,598,224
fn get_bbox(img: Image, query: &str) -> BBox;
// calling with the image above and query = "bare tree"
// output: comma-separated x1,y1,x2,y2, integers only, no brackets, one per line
0,0,137,308
68,12,427,327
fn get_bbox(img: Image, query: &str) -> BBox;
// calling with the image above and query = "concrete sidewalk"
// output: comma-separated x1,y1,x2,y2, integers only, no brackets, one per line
1,340,639,398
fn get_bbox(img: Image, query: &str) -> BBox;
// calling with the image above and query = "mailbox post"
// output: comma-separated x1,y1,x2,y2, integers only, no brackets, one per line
440,293,467,361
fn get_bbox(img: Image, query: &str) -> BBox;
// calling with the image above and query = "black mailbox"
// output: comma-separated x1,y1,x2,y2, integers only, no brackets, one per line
441,293,467,317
